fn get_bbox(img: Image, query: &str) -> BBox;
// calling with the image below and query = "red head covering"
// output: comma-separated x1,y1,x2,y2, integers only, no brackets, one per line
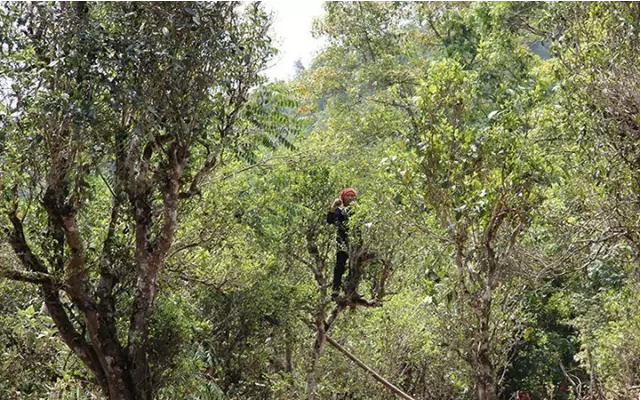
340,188,357,204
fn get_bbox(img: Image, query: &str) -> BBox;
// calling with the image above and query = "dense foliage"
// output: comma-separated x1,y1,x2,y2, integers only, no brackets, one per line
0,2,638,400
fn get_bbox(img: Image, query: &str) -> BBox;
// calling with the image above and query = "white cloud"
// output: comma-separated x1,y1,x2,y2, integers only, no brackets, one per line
261,1,326,82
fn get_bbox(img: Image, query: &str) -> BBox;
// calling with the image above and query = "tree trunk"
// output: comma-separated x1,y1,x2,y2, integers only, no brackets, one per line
102,370,136,400
474,356,496,400
285,330,294,373
305,225,328,400
473,285,496,400
306,317,326,400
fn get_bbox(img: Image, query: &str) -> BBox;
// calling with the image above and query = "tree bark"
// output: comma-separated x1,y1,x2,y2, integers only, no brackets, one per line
306,316,326,400
471,278,496,400
473,346,496,400
305,225,328,400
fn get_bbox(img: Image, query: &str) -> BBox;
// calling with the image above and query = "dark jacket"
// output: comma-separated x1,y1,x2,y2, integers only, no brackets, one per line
326,206,351,246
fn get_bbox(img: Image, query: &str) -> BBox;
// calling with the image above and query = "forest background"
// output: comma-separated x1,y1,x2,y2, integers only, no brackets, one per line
0,2,638,400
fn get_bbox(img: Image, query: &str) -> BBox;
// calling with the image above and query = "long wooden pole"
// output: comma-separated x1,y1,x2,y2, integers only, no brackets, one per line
325,335,417,400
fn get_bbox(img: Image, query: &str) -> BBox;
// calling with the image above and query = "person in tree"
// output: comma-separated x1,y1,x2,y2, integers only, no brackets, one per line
326,187,359,299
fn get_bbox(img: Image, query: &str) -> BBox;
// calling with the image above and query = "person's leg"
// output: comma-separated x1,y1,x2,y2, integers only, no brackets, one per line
332,251,348,297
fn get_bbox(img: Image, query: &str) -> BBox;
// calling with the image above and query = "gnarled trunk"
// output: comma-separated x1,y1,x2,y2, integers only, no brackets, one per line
473,351,496,400
471,281,496,400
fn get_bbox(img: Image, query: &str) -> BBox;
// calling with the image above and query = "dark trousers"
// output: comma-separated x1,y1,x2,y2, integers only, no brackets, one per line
332,250,349,291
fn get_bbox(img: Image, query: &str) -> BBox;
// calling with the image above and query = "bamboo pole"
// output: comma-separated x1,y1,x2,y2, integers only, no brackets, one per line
325,335,417,400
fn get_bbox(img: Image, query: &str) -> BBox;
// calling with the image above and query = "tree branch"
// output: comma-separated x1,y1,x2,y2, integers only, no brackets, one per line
179,153,218,199
326,335,416,400
0,268,59,285
5,209,108,391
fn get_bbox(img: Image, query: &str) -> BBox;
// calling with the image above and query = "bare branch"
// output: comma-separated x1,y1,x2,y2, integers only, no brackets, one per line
326,335,417,400
0,268,59,285
179,154,218,199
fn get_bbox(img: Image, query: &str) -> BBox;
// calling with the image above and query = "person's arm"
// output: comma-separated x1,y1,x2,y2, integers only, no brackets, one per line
326,198,342,224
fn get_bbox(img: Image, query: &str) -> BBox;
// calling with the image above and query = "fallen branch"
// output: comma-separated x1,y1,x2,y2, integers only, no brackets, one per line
325,335,417,400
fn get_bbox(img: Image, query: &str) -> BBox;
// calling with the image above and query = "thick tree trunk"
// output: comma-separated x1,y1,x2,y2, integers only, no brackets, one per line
472,284,496,400
101,369,136,400
473,355,496,400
